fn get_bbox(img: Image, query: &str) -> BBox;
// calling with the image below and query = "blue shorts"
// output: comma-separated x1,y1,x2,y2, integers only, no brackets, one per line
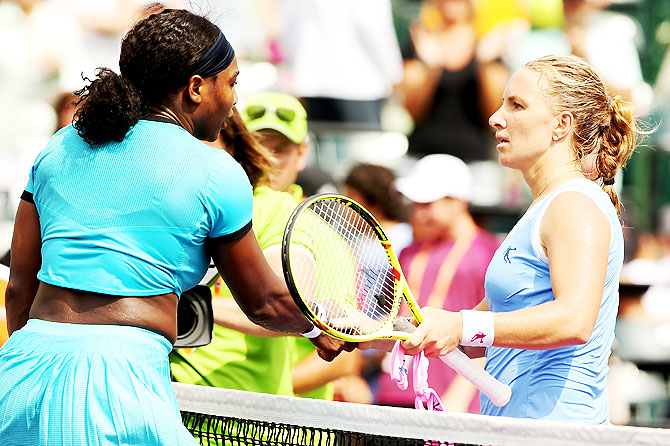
0,319,198,446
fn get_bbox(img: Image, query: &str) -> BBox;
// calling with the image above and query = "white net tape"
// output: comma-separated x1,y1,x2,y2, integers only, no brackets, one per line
174,382,670,446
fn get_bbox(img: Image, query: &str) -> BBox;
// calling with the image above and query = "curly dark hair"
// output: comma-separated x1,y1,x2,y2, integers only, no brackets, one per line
73,9,219,145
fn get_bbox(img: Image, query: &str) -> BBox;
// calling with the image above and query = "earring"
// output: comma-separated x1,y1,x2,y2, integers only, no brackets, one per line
552,135,558,141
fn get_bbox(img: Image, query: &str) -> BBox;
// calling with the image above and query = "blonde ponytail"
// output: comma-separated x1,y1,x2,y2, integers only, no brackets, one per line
596,96,638,214
525,55,642,217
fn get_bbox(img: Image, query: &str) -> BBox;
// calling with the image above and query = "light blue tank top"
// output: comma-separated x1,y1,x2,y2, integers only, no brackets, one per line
25,120,253,296
481,179,622,423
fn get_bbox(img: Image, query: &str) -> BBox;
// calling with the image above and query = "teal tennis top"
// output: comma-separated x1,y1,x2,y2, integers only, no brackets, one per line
481,179,622,423
24,119,253,297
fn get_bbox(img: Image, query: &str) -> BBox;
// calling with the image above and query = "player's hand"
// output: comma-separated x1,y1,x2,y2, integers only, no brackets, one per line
401,307,462,358
357,317,418,352
328,304,382,334
309,333,357,362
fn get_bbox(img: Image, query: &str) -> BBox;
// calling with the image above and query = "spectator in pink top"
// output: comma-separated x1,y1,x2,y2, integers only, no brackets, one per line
374,154,499,412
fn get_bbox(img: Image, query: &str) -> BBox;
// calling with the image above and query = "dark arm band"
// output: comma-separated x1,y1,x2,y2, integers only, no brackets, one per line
21,191,34,204
207,220,252,245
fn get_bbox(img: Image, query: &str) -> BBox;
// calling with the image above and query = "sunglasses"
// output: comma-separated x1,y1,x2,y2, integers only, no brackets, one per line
244,105,296,123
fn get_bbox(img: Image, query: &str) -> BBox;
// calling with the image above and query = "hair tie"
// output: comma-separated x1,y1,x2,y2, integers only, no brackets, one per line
603,178,615,186
606,96,612,108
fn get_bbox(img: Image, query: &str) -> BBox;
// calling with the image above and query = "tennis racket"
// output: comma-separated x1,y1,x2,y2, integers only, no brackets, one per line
282,193,511,407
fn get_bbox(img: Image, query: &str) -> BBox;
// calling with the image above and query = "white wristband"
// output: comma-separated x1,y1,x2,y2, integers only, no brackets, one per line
460,310,494,347
301,303,325,338
301,325,322,339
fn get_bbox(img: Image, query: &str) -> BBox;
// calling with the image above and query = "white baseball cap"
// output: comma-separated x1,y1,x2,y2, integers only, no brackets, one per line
394,154,472,203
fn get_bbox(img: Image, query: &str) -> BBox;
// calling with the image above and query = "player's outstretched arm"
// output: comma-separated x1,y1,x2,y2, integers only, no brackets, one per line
207,230,350,361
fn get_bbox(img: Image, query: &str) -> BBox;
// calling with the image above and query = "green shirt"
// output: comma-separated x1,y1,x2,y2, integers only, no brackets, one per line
293,337,334,400
170,186,299,395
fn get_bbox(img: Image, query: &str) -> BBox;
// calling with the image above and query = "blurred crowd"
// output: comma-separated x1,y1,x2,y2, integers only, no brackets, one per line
0,0,661,209
1,0,664,221
1,0,670,426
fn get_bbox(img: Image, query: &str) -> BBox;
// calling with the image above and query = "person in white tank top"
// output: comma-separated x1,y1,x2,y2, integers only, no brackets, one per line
394,54,644,423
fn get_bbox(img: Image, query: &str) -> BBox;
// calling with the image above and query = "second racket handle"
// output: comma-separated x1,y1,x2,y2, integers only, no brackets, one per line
439,349,511,407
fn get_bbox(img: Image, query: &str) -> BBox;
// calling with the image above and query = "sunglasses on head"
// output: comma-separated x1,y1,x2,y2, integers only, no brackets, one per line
244,105,296,123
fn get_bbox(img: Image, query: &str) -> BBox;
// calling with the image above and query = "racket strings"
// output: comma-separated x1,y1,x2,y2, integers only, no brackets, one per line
289,200,397,336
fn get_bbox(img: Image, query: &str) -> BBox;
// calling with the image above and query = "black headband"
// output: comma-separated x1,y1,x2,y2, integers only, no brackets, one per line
189,31,235,78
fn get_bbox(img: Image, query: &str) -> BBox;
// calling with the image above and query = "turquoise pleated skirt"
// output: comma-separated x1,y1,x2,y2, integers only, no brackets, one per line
0,319,198,446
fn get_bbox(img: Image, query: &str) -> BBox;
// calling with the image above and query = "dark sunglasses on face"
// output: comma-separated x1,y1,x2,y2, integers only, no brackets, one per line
244,105,296,123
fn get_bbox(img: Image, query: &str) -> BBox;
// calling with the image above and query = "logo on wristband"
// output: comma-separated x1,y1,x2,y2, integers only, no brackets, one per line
461,310,494,347
471,332,487,344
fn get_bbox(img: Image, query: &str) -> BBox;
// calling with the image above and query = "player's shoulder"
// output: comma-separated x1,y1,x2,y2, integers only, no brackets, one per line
546,187,611,222
32,124,83,166
205,146,248,182
541,188,612,241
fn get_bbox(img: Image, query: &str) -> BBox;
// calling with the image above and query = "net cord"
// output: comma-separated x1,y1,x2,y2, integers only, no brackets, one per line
174,383,670,446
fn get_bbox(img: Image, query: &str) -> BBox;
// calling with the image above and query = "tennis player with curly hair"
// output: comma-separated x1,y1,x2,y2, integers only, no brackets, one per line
0,9,347,445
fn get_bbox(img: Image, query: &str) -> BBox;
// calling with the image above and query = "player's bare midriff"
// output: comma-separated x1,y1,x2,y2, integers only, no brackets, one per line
29,282,179,344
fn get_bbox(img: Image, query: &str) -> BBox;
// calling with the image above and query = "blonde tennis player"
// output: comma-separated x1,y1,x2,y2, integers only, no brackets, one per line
402,54,642,423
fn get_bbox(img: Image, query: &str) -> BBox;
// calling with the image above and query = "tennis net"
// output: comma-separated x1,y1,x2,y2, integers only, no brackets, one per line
174,382,670,446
